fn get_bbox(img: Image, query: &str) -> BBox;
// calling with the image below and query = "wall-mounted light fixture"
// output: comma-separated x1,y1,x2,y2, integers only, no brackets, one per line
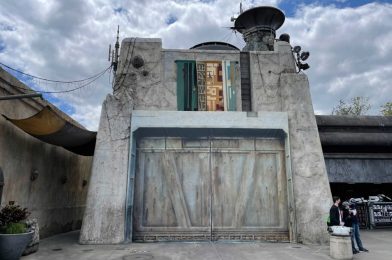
292,45,310,72
300,51,310,61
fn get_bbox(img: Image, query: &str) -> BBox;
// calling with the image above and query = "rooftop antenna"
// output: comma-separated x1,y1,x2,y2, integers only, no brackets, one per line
230,1,243,22
108,25,120,74
113,25,120,72
108,44,111,62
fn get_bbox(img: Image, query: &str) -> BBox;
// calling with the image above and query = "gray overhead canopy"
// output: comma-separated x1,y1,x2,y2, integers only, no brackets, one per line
2,106,96,156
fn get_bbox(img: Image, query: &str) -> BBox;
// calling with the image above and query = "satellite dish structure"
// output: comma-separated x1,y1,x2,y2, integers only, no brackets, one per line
233,6,285,51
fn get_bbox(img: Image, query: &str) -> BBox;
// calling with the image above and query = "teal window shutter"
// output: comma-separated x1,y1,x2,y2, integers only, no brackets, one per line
222,60,237,111
228,61,237,111
176,60,197,111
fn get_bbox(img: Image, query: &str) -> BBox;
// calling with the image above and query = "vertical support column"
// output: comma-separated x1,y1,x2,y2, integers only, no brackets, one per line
80,38,163,244
280,73,332,244
247,41,331,244
79,94,133,244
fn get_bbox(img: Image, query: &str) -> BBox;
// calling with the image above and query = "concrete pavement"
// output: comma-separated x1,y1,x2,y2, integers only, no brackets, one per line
22,230,391,260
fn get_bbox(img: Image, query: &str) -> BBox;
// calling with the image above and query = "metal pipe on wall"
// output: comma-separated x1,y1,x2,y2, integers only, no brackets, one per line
0,93,42,101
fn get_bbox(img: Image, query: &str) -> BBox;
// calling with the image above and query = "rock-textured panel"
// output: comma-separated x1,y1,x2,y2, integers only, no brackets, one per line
79,94,133,244
280,73,331,244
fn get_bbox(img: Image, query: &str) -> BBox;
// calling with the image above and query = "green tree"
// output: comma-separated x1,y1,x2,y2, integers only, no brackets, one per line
380,102,392,116
332,96,371,116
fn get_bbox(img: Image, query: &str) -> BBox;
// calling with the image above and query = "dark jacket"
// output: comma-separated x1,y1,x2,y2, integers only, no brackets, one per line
349,204,359,224
330,204,340,226
343,208,353,227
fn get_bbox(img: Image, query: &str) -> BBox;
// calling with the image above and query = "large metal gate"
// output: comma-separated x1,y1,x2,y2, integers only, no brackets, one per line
133,137,289,241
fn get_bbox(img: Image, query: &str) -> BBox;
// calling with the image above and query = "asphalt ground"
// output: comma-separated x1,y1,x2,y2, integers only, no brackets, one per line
22,229,391,260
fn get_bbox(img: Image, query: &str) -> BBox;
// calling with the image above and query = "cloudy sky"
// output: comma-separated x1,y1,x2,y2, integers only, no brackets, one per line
0,0,391,130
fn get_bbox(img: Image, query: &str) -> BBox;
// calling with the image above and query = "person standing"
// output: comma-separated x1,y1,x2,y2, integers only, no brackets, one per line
330,196,344,226
349,201,369,253
342,201,359,254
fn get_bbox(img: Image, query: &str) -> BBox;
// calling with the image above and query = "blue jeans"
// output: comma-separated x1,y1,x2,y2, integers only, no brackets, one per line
352,223,364,250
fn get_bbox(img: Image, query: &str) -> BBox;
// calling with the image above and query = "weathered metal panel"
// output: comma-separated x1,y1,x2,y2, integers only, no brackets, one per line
240,52,251,111
133,138,210,241
325,158,392,183
211,138,288,240
133,137,288,241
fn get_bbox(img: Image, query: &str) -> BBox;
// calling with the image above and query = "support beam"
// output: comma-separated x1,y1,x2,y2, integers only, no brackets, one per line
0,93,42,101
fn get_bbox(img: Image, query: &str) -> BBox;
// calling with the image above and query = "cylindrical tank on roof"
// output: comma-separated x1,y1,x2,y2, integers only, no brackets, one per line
190,41,240,51
233,6,285,51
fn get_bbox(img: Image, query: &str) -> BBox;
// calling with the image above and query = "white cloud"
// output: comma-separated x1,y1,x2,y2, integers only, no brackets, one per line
0,0,391,130
71,103,103,131
281,2,392,114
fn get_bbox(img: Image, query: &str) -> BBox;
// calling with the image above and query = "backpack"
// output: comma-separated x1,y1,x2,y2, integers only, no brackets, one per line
326,215,331,226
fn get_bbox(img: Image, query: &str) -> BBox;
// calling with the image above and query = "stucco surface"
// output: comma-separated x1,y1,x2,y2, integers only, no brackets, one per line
280,73,332,244
249,42,331,244
79,94,132,244
0,68,93,238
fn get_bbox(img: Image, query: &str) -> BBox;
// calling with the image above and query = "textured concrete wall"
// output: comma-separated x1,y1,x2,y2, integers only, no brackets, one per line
249,41,332,244
79,38,152,244
0,68,93,238
79,94,133,244
280,73,331,244
113,38,242,111
80,39,244,244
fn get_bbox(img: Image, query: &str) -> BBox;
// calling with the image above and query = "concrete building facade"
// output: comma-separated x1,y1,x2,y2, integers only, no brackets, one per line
80,20,332,244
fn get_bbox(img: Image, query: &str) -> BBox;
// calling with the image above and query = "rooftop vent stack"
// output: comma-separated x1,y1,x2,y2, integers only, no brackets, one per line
233,6,285,51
